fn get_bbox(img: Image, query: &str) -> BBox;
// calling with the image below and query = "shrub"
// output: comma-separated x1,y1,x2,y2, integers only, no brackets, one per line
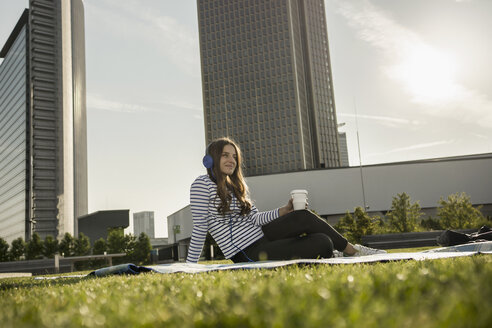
125,234,137,252
107,228,127,254
90,238,108,268
123,234,137,263
420,216,443,230
43,235,59,258
107,228,137,264
26,233,44,260
335,207,380,243
0,238,9,262
59,233,74,257
437,192,486,229
386,192,423,232
9,237,25,261
73,232,91,256
72,232,91,270
92,238,107,255
130,233,152,265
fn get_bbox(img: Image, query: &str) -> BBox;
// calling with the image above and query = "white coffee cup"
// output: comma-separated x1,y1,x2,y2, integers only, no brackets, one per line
290,189,308,210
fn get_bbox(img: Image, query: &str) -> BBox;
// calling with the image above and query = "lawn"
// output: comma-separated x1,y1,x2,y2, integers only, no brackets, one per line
0,254,490,327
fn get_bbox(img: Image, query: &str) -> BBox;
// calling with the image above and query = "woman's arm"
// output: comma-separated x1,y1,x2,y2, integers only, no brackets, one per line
278,198,294,217
248,198,294,226
186,177,211,263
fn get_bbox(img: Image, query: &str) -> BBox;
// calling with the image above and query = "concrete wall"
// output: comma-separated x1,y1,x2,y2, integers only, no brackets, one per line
77,210,129,244
166,155,492,245
167,205,193,244
246,155,492,218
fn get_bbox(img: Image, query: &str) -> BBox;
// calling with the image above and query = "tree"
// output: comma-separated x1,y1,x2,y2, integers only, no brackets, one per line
335,211,356,238
26,233,44,260
335,207,380,243
420,216,443,230
9,237,25,261
107,228,138,264
437,192,486,229
107,228,127,254
0,238,9,262
59,233,74,257
386,193,423,232
43,235,59,258
89,238,108,269
71,232,91,270
123,234,137,264
130,233,152,265
73,233,91,256
92,238,107,255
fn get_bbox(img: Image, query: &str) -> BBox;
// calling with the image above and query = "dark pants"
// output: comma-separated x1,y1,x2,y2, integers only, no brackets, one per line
437,226,492,246
231,210,349,263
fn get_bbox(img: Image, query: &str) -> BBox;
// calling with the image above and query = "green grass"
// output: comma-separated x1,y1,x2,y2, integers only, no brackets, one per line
386,246,437,253
1,255,490,328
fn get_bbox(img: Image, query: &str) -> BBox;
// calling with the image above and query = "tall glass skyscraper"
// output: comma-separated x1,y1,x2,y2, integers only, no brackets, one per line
197,0,341,176
0,0,87,243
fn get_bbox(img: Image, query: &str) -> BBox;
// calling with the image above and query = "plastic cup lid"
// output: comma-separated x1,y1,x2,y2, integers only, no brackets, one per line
290,189,308,195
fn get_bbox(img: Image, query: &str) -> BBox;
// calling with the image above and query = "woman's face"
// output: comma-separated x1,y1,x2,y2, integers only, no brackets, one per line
219,144,237,176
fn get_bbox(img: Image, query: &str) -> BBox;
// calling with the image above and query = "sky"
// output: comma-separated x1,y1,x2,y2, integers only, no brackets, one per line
1,0,491,238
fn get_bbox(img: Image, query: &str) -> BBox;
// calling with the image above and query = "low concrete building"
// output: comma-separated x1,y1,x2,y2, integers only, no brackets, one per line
167,153,492,259
247,153,492,224
150,238,168,248
166,206,193,261
77,210,129,244
167,206,193,245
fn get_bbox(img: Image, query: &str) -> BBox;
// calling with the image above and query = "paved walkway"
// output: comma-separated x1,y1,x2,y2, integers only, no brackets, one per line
0,272,32,279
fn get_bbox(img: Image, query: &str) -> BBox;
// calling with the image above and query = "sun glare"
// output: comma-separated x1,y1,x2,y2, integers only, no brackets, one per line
388,45,459,104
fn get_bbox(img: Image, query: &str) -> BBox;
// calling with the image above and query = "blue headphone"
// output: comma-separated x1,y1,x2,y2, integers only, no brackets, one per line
202,142,215,180
202,144,214,169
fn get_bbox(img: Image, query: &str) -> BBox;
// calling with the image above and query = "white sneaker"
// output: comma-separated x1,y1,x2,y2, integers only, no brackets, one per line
332,250,344,258
353,244,387,256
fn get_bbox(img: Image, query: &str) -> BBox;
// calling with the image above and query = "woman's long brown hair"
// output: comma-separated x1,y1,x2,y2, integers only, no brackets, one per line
206,137,252,216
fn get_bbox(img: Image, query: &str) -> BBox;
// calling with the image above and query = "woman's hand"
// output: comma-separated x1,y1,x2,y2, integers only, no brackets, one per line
278,198,294,217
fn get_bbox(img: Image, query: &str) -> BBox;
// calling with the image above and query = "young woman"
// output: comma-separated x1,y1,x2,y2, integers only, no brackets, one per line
186,137,386,263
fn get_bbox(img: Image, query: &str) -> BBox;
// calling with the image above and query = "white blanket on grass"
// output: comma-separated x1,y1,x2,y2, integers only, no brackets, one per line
146,241,492,274
33,242,492,279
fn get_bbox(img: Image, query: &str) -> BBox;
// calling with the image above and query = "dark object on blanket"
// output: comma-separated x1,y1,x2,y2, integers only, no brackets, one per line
437,226,492,246
88,263,152,277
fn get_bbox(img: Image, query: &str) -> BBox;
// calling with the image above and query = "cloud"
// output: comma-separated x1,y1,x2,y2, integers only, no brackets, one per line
367,140,455,157
84,0,199,76
333,0,492,128
87,94,202,113
338,112,422,127
153,98,202,112
469,132,489,140
87,94,157,113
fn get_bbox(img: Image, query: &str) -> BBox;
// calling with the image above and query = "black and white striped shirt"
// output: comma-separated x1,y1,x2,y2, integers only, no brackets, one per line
186,175,279,263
